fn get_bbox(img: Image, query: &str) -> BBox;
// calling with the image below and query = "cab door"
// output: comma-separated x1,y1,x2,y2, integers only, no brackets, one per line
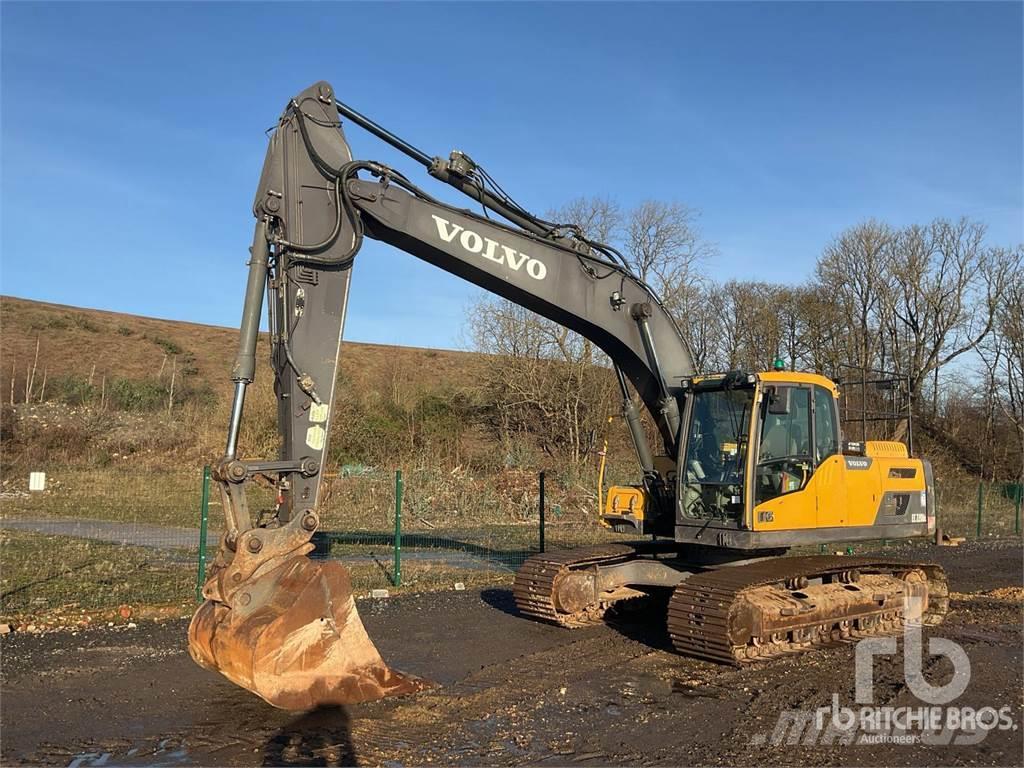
812,385,847,528
752,385,817,530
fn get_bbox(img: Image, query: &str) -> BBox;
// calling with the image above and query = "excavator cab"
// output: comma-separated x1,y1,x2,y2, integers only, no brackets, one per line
672,370,935,548
677,370,829,529
603,370,936,549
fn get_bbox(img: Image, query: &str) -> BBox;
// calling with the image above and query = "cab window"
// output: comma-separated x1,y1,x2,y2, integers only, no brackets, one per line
680,386,754,522
814,385,839,463
756,386,811,504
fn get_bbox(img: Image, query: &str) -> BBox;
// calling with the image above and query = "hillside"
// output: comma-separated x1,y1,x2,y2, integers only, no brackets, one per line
0,296,474,403
1,296,1006,491
0,296,1018,538
0,295,504,472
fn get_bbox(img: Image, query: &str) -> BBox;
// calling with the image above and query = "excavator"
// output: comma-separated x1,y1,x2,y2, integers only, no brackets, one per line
188,81,948,710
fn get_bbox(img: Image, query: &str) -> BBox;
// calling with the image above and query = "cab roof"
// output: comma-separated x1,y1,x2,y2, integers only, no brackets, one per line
689,370,839,397
758,370,838,394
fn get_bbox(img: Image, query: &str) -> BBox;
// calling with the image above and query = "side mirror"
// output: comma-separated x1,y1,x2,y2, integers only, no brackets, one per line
767,386,792,415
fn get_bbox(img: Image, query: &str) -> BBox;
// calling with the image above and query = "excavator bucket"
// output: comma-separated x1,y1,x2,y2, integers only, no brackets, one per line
188,554,427,710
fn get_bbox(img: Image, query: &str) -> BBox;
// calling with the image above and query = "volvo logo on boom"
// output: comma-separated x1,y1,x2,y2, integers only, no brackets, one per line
431,215,548,280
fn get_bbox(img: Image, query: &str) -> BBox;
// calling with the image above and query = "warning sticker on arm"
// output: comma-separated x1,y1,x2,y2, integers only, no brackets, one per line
309,402,330,423
306,424,326,451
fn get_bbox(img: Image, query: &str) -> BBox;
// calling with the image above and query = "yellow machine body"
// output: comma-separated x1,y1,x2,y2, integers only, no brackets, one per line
603,370,936,549
602,485,646,530
751,439,925,531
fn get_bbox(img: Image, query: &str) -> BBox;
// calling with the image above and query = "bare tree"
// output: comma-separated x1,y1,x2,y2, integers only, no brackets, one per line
551,196,622,245
711,281,789,371
467,294,617,465
466,195,716,464
625,200,714,318
881,219,1017,411
816,220,894,375
682,281,725,372
466,197,627,465
999,277,1024,483
791,284,847,375
980,266,1024,482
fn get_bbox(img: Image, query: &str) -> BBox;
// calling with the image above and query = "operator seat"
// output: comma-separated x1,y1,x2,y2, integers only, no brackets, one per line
759,422,806,500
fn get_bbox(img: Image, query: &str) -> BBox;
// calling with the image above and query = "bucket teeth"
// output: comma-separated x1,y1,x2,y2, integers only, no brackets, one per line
189,556,429,710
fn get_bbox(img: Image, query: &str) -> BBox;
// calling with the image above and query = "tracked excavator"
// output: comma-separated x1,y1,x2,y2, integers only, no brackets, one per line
188,81,948,710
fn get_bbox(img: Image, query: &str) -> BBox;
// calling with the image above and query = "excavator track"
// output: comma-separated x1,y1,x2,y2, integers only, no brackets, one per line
513,544,642,627
667,555,948,665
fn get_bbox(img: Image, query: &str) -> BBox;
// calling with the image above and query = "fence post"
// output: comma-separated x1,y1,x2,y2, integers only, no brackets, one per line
393,469,403,587
976,481,984,538
539,470,546,553
195,465,211,603
1015,485,1021,536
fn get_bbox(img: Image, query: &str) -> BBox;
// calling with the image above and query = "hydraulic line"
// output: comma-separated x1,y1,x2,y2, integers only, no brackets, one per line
334,100,434,168
615,365,655,473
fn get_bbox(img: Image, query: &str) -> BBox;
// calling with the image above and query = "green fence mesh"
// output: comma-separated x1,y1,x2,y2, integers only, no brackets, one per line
2,465,1020,625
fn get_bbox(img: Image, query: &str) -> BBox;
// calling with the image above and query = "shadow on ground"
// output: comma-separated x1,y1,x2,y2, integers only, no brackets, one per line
479,586,519,617
481,586,675,651
262,706,356,767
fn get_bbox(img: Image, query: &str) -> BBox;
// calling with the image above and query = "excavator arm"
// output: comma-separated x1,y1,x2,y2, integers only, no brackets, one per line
190,80,950,710
189,81,694,710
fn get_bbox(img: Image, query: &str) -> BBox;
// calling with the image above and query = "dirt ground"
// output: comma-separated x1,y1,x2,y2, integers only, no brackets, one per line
2,540,1022,768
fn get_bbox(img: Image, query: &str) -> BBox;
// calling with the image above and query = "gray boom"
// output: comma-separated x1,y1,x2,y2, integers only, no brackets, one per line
218,81,694,543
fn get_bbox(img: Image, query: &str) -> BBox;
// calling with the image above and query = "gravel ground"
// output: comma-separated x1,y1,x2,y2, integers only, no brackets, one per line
1,539,1021,767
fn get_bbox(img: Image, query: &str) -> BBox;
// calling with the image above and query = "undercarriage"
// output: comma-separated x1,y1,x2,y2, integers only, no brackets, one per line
513,544,948,664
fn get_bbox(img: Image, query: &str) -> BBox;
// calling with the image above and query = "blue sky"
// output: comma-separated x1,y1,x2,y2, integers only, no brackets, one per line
2,2,1021,349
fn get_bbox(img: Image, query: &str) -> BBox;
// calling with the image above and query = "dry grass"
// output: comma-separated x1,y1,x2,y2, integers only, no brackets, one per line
934,477,1021,538
1,296,475,415
0,529,194,621
0,465,607,529
0,530,515,625
2,468,211,526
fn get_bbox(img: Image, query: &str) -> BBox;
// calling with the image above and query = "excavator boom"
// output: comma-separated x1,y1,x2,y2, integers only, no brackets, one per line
189,80,692,709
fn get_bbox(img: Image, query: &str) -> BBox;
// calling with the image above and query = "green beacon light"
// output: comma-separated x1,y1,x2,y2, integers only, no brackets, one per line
773,357,786,371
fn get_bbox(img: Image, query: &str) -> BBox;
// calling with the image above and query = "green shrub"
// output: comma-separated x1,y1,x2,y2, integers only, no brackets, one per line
109,378,166,411
101,376,216,413
8,421,96,466
147,335,182,356
0,404,15,444
415,391,469,450
116,325,133,336
71,314,100,332
50,374,96,405
175,381,217,409
37,315,70,330
179,352,199,377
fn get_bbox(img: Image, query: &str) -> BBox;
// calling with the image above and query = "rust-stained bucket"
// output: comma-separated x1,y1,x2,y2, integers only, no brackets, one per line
188,556,428,710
